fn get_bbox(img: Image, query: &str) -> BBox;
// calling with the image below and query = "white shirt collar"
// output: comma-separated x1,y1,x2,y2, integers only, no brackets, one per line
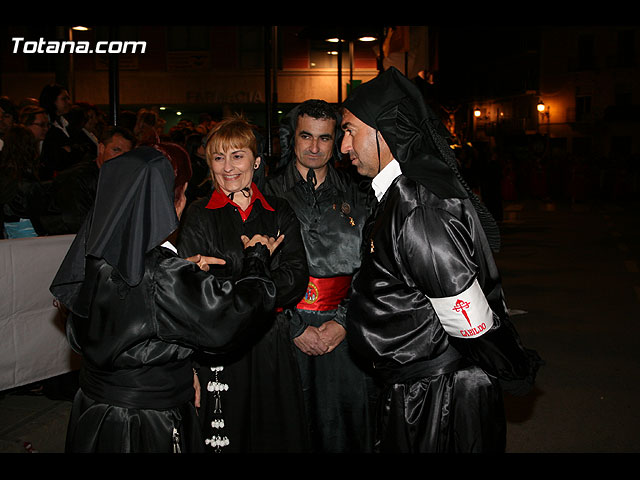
371,159,402,201
161,241,177,254
83,127,99,145
52,115,70,137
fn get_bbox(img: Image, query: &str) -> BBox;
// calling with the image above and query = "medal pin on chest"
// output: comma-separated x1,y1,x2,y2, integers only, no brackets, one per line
333,202,356,227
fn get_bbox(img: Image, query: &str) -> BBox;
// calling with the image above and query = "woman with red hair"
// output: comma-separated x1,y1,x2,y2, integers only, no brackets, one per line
178,115,310,453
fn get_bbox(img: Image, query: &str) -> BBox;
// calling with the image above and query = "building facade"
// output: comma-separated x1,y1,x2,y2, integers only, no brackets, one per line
468,26,639,201
471,26,639,162
1,25,389,129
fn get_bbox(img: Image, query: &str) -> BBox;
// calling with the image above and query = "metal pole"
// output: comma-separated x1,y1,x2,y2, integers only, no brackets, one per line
108,27,120,126
264,26,273,157
68,27,75,102
272,26,278,116
349,40,354,86
337,39,343,103
379,28,385,73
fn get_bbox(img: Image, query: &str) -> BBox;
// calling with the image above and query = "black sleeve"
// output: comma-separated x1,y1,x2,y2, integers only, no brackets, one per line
400,204,542,395
268,197,309,308
154,244,276,354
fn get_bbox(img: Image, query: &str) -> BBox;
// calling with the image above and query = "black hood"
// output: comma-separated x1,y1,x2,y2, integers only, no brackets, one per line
50,146,179,315
342,66,467,199
343,67,500,251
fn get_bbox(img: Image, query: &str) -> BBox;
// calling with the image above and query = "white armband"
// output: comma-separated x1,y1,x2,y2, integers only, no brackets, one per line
427,279,494,338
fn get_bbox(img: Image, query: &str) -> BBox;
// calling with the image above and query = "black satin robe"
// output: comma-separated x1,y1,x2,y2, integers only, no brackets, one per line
264,161,377,453
347,175,540,453
64,243,276,453
177,191,310,452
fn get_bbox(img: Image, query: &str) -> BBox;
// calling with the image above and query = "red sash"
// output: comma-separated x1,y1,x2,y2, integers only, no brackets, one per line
295,275,352,311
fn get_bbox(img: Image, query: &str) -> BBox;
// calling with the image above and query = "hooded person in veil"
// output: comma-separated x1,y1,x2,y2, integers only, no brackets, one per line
341,67,542,453
264,99,377,453
50,140,282,453
177,114,311,453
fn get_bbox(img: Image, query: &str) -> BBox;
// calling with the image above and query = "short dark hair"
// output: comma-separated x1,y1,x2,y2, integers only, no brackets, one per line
296,99,338,123
100,125,136,147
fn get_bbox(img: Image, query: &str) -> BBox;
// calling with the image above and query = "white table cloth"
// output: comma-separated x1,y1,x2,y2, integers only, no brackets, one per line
0,234,80,391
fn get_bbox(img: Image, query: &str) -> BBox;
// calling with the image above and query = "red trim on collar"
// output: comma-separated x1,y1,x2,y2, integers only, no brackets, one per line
205,182,274,221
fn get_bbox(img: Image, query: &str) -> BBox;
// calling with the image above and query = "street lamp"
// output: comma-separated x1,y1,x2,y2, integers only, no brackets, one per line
300,26,380,103
537,100,550,136
67,26,92,102
537,100,550,120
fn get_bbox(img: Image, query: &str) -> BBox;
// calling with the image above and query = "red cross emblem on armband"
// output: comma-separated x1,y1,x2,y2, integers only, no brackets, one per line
452,299,472,327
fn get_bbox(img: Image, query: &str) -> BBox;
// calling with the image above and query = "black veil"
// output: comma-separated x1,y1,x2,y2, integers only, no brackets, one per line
50,146,179,316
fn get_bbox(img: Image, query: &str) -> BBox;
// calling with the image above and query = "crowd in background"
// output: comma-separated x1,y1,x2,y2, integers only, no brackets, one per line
0,84,218,239
2,82,638,241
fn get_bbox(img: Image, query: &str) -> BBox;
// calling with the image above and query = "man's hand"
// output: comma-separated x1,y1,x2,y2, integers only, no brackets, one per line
293,326,330,356
186,254,226,271
317,320,346,353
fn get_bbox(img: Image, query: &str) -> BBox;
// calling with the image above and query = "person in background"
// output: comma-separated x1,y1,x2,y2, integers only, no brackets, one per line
20,104,49,144
177,114,310,453
38,83,73,179
341,67,542,453
264,99,376,453
39,126,135,235
50,141,282,453
0,96,18,151
134,108,163,144
65,103,99,165
0,124,48,238
184,132,212,206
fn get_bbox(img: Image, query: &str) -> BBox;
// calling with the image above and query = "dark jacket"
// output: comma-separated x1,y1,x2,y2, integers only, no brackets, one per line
348,174,539,393
264,160,374,333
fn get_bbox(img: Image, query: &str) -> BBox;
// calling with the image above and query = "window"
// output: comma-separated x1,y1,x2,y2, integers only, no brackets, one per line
577,34,595,70
614,83,632,106
238,26,264,69
309,39,341,69
575,95,592,122
167,26,208,51
95,26,139,44
617,29,635,67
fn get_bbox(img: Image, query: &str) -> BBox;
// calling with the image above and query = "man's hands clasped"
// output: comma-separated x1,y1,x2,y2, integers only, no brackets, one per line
294,320,346,356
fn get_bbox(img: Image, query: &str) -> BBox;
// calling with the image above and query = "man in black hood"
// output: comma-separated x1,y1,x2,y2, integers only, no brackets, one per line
265,99,376,453
341,67,542,453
